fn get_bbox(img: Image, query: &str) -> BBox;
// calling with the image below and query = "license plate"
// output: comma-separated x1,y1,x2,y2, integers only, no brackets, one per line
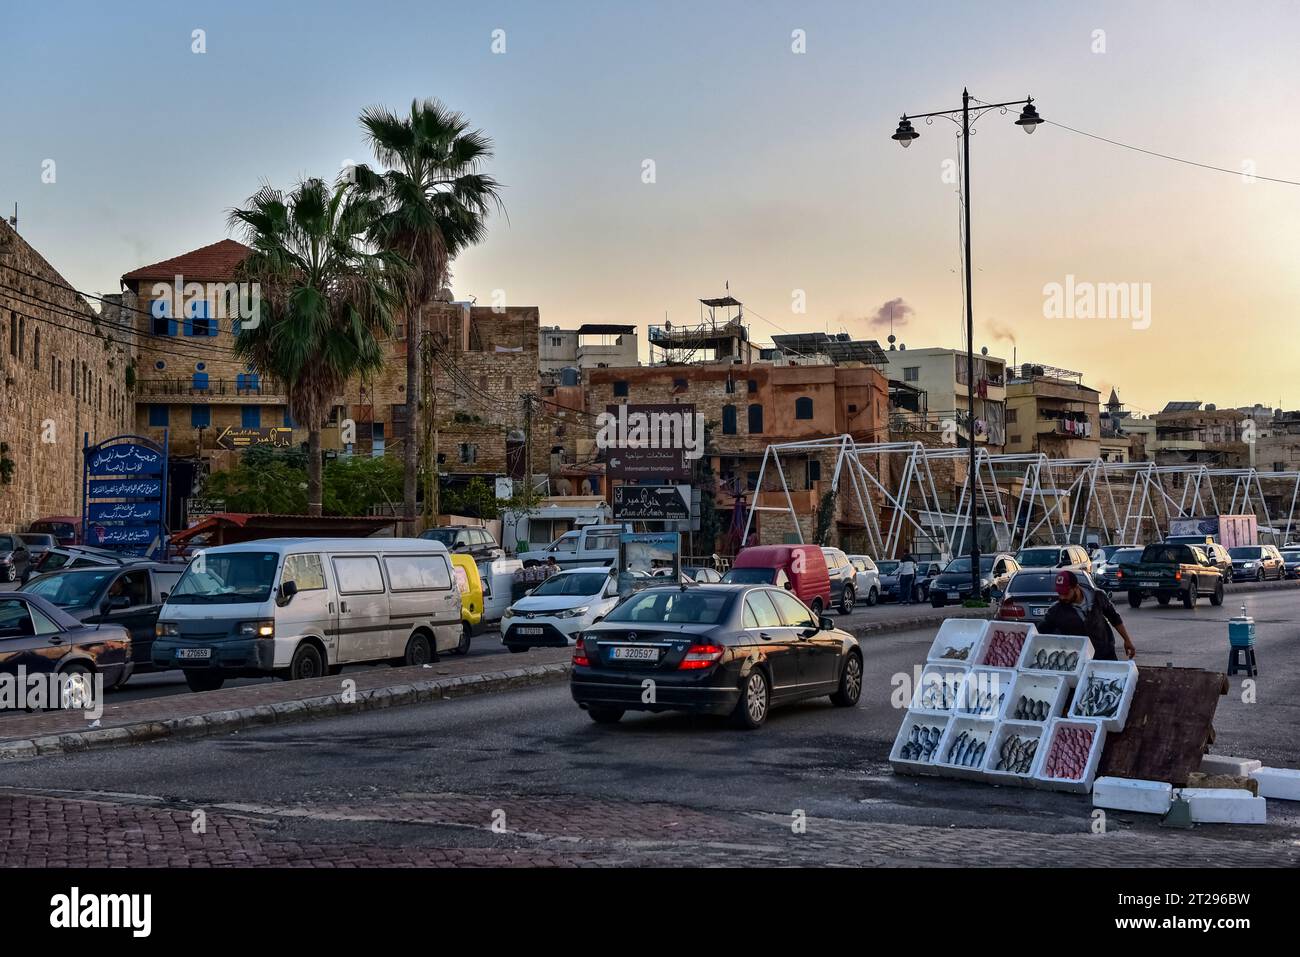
176,648,211,660
1030,606,1048,617
1140,581,1158,587
516,627,543,635
948,591,960,599
611,646,658,661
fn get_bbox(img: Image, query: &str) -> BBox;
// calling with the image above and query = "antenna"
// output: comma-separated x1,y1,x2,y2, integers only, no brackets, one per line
7,203,15,229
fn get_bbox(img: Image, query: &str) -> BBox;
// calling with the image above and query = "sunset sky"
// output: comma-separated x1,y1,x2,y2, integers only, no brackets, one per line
5,0,1299,415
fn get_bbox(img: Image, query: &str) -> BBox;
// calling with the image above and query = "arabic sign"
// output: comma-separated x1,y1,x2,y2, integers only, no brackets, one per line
86,525,158,546
214,426,294,451
612,484,691,521
89,478,162,498
88,501,161,523
603,404,693,481
87,443,164,476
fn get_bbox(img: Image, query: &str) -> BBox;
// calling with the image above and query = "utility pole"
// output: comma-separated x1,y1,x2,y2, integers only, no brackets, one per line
522,392,534,489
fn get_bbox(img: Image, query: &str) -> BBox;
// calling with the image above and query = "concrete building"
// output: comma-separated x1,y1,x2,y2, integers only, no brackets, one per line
539,323,638,373
879,346,1007,448
1151,401,1249,467
1004,364,1100,459
0,220,134,531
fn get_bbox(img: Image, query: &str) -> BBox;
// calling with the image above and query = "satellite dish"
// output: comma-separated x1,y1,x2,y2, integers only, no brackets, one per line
981,346,989,356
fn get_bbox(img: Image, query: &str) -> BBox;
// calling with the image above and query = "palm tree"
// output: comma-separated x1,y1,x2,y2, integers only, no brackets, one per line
356,98,503,533
228,177,405,516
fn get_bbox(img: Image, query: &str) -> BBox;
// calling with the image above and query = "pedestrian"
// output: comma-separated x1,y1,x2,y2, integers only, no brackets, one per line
897,551,917,605
543,555,560,578
1041,570,1136,661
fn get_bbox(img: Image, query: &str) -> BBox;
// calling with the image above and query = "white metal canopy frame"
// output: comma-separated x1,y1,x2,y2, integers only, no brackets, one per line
739,435,1300,558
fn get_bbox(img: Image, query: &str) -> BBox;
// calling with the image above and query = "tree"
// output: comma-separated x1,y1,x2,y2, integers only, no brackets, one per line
323,453,404,516
441,476,500,519
228,178,404,515
356,98,503,535
204,453,308,514
814,482,838,546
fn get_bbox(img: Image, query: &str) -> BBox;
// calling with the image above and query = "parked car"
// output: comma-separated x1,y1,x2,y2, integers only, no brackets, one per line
1228,544,1285,582
17,533,57,570
0,592,133,695
21,562,186,678
1119,543,1224,608
682,566,723,583
845,555,881,606
1093,547,1145,591
875,560,901,601
915,561,944,602
501,566,621,653
1090,543,1141,577
0,534,34,584
153,538,463,692
28,516,80,547
569,583,862,729
32,545,147,574
995,570,1066,624
517,524,623,569
448,553,484,656
820,547,858,614
1281,547,1300,579
419,525,502,564
929,553,1020,607
722,544,833,616
1015,544,1092,574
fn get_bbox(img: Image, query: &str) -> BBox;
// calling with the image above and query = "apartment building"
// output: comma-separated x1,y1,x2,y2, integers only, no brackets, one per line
539,323,638,373
880,346,1007,447
1004,364,1101,459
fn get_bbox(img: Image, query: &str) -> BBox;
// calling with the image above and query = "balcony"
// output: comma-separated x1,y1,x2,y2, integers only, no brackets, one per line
137,377,288,404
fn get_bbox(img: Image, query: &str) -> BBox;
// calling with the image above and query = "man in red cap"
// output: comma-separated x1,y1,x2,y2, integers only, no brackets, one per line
1040,570,1136,661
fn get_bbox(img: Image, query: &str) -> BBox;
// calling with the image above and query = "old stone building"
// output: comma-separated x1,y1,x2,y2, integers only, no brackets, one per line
0,220,133,532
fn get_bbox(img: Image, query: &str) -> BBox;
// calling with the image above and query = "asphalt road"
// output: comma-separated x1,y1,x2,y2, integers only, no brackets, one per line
5,587,1296,864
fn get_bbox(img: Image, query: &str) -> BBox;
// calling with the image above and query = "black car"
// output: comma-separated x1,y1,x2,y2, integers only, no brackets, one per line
21,563,186,677
1093,547,1145,591
930,554,1020,606
419,526,502,563
0,592,132,694
570,583,863,729
0,533,34,584
18,533,57,570
821,547,858,614
1281,548,1300,580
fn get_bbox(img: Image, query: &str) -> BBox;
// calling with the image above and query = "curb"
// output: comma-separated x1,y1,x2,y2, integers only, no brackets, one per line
0,662,571,762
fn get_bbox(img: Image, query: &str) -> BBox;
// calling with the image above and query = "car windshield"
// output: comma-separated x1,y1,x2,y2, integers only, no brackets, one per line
1006,571,1059,595
22,570,115,607
529,572,608,597
168,552,279,603
38,552,76,571
1111,549,1144,564
419,529,459,545
721,568,775,585
876,561,900,574
605,590,733,624
944,557,995,574
1017,549,1060,567
1229,547,1263,559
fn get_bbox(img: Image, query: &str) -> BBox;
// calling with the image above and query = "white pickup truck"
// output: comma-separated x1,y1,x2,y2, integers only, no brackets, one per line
517,524,626,569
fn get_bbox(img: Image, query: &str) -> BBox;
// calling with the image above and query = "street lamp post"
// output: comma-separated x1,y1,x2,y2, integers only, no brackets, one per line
892,88,1042,599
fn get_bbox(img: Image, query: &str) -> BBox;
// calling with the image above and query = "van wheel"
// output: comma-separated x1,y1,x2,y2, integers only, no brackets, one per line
809,597,824,617
839,587,855,615
1210,580,1225,606
288,643,324,681
184,671,225,693
1127,591,1143,608
403,632,434,666
866,586,878,607
453,623,472,656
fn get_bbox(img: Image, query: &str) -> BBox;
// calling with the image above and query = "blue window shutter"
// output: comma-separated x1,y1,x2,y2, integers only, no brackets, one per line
149,404,169,427
191,405,211,428
242,406,261,429
283,407,295,428
192,371,209,390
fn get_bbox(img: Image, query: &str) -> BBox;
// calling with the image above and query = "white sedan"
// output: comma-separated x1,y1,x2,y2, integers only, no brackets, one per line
500,567,621,653
846,555,881,606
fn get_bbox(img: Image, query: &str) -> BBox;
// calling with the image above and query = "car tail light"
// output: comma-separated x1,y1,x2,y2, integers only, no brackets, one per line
1116,569,1123,579
1175,570,1182,581
678,643,724,670
998,601,1026,619
572,637,591,668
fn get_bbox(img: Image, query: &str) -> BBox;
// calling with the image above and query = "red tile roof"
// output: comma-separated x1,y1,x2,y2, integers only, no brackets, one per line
121,239,252,284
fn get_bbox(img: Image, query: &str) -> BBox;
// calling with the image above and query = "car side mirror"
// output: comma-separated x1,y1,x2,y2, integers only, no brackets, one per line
818,615,834,631
278,580,298,605
160,591,169,601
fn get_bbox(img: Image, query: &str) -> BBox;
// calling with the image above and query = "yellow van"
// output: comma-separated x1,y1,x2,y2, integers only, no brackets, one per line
449,553,484,655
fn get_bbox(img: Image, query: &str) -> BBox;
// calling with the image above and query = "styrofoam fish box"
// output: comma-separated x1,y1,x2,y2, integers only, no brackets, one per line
984,720,1045,786
1018,631,1093,688
1004,672,1068,723
926,618,989,665
909,662,970,713
889,710,953,776
1032,718,1107,793
935,715,998,781
1181,788,1267,824
1069,660,1138,732
1092,776,1173,815
1249,767,1300,802
979,620,1036,669
955,667,1013,719
1200,755,1263,777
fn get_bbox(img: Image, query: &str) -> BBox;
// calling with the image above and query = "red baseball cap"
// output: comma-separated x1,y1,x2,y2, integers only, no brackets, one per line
1054,570,1078,596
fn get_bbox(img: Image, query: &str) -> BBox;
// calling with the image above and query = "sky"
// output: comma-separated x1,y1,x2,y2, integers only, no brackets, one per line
4,0,1299,416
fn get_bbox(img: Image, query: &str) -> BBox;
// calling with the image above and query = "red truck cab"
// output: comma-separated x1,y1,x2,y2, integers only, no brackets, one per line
724,544,833,615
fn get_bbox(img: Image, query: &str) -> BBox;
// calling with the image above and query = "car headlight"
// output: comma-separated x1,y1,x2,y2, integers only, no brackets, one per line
156,621,180,637
555,605,590,619
502,608,515,619
237,619,275,638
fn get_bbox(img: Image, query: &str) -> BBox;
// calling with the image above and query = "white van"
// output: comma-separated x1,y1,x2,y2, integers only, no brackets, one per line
152,538,461,692
477,556,523,625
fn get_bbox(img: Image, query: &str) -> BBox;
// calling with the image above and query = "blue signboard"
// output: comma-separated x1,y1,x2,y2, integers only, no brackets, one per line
82,433,169,560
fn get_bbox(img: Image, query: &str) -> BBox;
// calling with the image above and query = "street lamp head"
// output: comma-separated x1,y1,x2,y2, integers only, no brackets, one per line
1015,98,1044,133
892,116,919,147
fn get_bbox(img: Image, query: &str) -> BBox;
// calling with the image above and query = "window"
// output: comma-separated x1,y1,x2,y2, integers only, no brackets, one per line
722,404,737,434
32,329,40,369
770,589,816,629
795,396,813,420
747,403,763,434
746,470,760,491
17,316,24,361
283,408,295,428
383,554,452,591
613,380,629,397
242,406,262,429
191,405,211,428
184,299,216,336
744,591,782,629
282,554,326,591
0,599,34,638
903,366,920,382
1006,408,1018,424
333,555,385,594
192,370,209,391
672,377,688,393
725,376,736,394
236,371,261,391
152,570,183,598
808,459,822,483
150,299,176,336
148,405,169,427
7,312,14,356
371,423,385,457
747,379,757,394
584,530,619,552
847,403,857,413
459,443,478,464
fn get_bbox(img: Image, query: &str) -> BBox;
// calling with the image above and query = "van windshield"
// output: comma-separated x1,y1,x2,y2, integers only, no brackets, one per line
168,552,279,604
721,568,775,585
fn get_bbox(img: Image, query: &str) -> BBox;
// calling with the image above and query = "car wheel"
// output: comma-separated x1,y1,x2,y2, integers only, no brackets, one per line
1256,568,1264,582
58,664,95,711
587,707,624,724
730,669,770,730
1183,581,1197,609
184,671,225,693
829,651,863,708
1210,580,1225,606
1,566,13,583
1127,590,1143,608
403,631,433,666
453,623,472,656
1156,595,1171,606
839,586,855,615
288,642,324,681
866,586,878,607
809,597,824,617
